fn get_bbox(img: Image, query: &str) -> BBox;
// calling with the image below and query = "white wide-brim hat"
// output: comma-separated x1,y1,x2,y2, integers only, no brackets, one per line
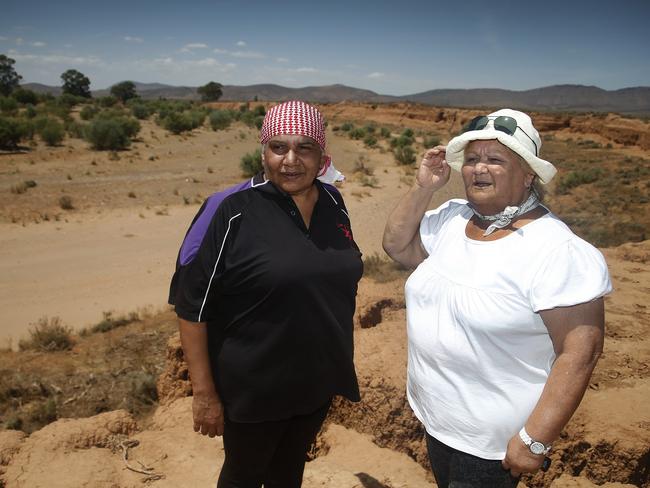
446,108,557,184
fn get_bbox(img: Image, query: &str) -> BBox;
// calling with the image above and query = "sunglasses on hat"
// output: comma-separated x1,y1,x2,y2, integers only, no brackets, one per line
463,115,538,156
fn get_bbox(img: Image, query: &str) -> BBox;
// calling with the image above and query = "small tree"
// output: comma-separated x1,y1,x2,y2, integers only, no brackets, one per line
0,55,22,96
110,81,138,103
197,81,223,102
61,69,91,98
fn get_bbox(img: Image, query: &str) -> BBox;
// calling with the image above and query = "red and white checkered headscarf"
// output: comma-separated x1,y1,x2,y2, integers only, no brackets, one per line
260,100,327,149
260,100,338,178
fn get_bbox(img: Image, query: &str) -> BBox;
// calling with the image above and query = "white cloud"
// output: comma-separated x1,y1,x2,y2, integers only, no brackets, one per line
213,48,228,54
293,67,317,73
15,38,24,45
0,36,8,41
31,41,46,47
64,44,72,48
185,43,208,49
145,56,236,72
276,57,289,63
230,50,265,59
236,40,246,47
124,36,143,43
368,72,385,79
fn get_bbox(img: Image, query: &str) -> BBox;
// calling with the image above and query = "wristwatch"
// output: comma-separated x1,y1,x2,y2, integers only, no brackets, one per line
519,427,552,455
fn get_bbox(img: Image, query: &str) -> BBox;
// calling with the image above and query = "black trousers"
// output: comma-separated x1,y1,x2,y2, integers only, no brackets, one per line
426,433,520,488
217,401,330,488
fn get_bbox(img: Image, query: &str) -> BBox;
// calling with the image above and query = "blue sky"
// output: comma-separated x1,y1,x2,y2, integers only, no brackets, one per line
2,0,648,95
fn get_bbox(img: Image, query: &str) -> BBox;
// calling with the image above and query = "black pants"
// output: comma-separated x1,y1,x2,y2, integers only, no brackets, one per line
217,401,330,488
426,434,520,488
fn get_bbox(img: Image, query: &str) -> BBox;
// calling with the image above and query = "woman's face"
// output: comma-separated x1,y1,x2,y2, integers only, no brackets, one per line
263,134,325,196
461,139,535,215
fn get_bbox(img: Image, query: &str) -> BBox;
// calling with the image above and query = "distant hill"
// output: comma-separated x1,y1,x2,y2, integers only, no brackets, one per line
20,82,650,114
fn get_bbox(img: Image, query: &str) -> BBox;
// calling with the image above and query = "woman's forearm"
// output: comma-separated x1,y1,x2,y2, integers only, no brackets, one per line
178,318,219,397
524,347,601,445
382,183,435,268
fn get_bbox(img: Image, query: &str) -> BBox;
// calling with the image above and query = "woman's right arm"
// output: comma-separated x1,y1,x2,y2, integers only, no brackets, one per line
382,146,451,268
179,318,224,437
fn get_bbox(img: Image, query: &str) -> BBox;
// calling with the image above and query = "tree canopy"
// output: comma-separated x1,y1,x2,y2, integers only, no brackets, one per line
61,69,91,98
0,55,22,97
197,81,223,102
110,81,138,103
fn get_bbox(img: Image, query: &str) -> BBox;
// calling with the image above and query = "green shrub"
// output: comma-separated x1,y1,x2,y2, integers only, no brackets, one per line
89,311,139,333
341,122,353,132
363,134,378,148
390,134,414,148
130,102,153,120
65,119,86,138
79,105,99,121
85,116,137,150
38,118,65,146
0,96,19,114
209,109,233,131
379,127,391,138
239,110,264,129
0,116,32,148
555,167,604,195
363,253,408,282
252,104,266,116
18,317,74,352
394,145,416,165
402,128,414,138
349,127,366,140
11,88,39,105
24,104,37,118
98,96,118,108
162,112,194,134
423,135,441,148
240,148,263,177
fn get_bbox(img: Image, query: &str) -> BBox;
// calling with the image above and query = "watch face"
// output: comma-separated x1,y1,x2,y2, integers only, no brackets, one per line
530,441,546,455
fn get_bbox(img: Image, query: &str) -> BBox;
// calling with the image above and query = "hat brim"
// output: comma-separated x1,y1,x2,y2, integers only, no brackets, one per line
446,129,557,184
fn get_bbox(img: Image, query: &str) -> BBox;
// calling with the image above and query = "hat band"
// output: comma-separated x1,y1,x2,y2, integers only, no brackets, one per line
463,115,538,156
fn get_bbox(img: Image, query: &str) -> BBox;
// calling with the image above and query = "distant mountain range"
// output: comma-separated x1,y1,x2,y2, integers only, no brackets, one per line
22,82,650,114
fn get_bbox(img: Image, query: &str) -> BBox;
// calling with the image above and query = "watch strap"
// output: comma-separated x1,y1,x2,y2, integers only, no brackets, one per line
518,427,551,455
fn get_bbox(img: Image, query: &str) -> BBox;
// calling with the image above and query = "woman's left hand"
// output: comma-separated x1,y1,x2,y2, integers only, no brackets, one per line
501,434,545,477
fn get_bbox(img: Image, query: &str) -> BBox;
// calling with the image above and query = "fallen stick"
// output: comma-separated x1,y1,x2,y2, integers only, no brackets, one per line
119,440,164,481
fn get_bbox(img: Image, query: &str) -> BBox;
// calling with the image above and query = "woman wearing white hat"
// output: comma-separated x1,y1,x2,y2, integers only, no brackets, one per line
383,109,611,487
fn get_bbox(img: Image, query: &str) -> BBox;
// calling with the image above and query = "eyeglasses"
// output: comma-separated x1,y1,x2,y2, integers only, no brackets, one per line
463,115,538,156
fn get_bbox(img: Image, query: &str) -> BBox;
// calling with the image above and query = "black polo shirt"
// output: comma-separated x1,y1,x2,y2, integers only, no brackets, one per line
169,173,362,422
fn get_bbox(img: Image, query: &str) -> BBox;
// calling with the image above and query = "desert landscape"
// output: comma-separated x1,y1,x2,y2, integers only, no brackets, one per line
0,101,649,487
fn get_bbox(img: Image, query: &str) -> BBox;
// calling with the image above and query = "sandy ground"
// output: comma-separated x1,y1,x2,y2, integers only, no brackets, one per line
0,117,465,347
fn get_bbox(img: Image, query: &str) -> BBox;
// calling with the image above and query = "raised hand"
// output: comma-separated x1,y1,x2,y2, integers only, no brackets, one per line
416,145,450,191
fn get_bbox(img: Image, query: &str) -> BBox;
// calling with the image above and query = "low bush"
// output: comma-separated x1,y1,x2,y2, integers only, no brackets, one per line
555,167,604,194
0,116,32,148
423,135,441,148
0,96,19,114
240,148,263,177
363,134,377,148
11,88,39,105
85,114,140,150
390,134,414,148
379,127,391,138
98,96,118,108
341,122,353,132
362,253,408,282
162,112,192,134
79,105,99,121
209,109,233,130
130,102,154,120
18,316,74,352
394,145,416,165
59,195,74,210
38,117,65,146
349,127,366,140
88,311,140,334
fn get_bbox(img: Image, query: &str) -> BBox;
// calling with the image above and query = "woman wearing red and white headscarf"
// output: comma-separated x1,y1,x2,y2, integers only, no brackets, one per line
169,101,362,488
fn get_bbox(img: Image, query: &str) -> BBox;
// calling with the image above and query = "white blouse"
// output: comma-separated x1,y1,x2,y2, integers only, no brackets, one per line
405,199,612,459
